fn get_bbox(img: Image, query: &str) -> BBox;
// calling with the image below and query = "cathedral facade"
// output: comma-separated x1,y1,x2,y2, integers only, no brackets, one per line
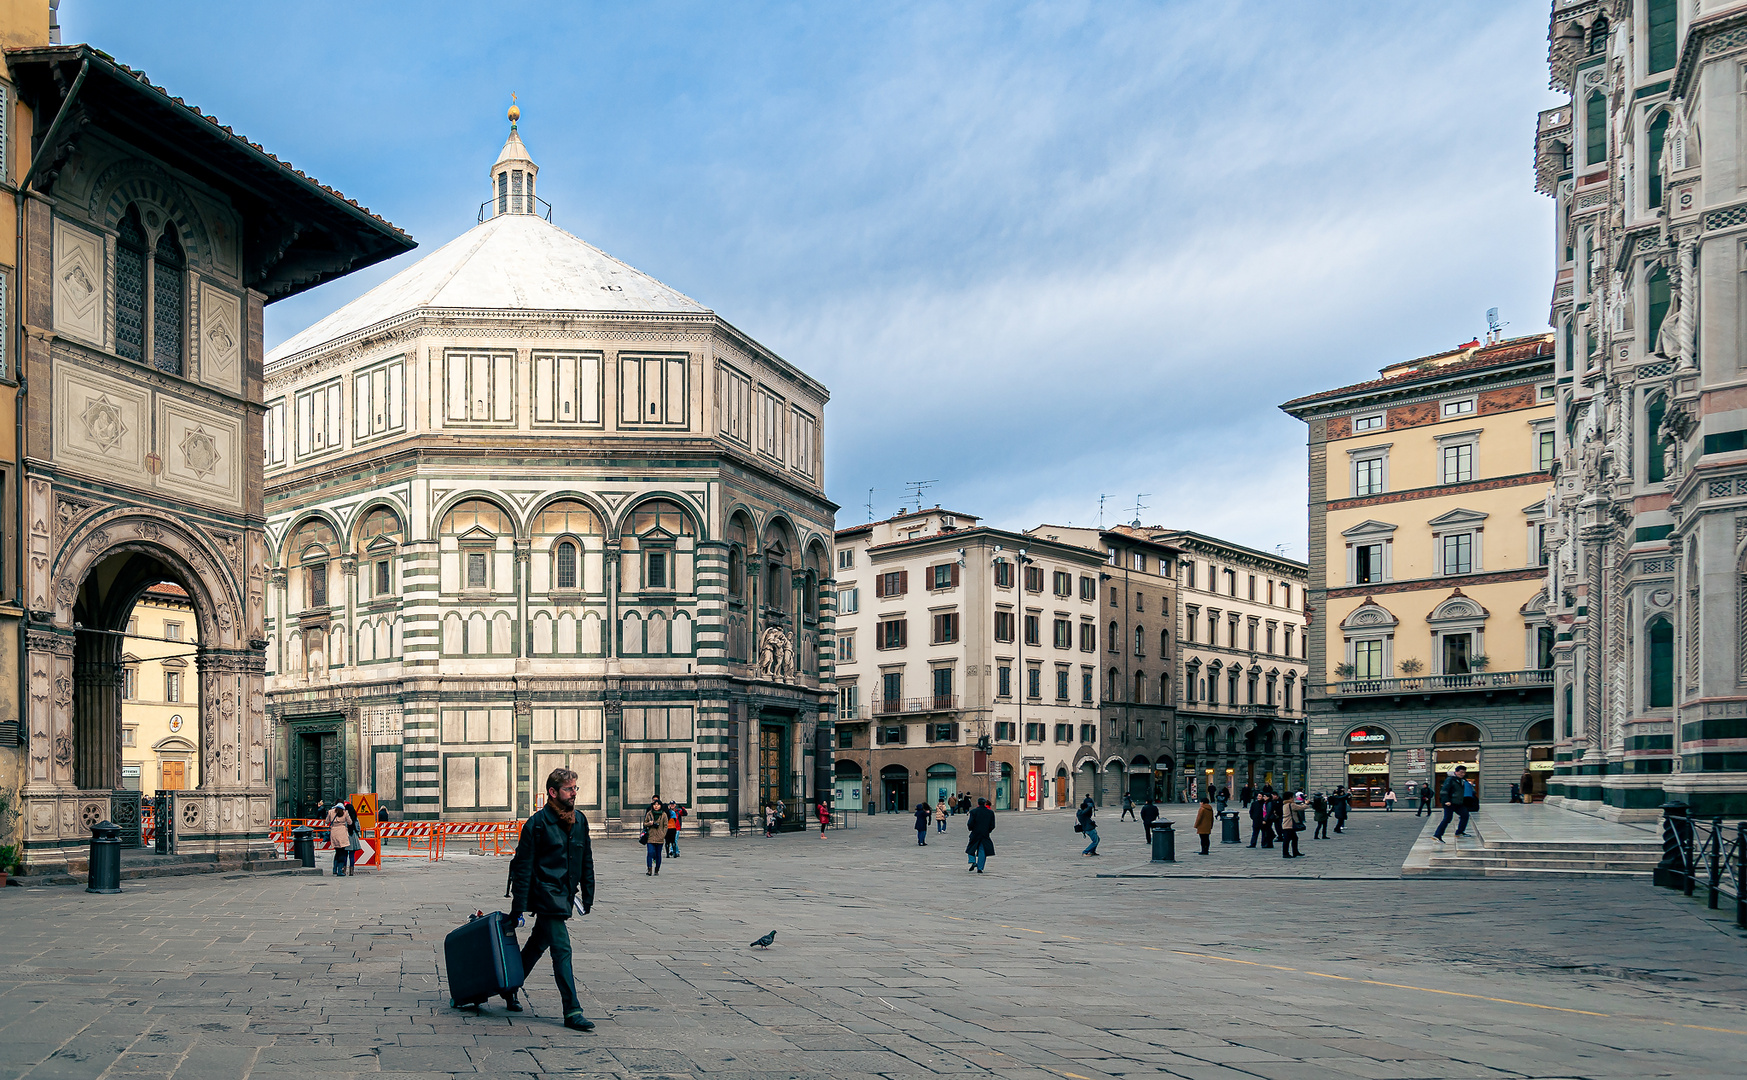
1536,2,1747,818
263,112,836,834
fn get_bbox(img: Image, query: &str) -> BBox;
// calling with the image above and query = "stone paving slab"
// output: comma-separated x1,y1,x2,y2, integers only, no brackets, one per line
2,809,1746,1079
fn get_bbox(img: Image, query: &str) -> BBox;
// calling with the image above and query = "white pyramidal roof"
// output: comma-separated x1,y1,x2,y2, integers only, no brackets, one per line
269,116,709,365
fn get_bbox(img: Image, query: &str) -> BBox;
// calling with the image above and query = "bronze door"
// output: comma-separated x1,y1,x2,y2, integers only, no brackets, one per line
759,724,784,812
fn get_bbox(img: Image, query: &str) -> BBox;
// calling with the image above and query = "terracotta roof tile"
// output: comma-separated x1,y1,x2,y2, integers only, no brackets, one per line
1280,334,1554,412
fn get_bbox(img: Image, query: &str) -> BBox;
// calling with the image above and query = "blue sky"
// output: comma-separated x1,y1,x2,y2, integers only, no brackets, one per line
63,1,1561,555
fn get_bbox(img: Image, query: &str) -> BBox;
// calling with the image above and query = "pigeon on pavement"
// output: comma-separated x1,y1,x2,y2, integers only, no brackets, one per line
750,931,776,949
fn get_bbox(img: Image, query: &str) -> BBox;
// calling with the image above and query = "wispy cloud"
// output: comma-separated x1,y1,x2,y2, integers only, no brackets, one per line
64,1,1560,552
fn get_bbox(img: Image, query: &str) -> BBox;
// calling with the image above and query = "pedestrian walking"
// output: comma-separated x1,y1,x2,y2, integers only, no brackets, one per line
505,767,596,1032
641,798,669,876
342,800,365,873
1416,782,1433,816
324,801,351,876
817,798,831,838
1311,791,1330,839
914,801,931,846
1331,787,1350,833
1193,797,1215,855
1280,794,1306,858
965,797,995,873
1383,787,1397,812
1239,784,1253,807
935,799,949,833
1140,797,1160,841
1215,788,1228,815
763,803,779,838
1076,796,1100,856
1432,766,1472,842
664,801,685,858
1120,793,1136,820
1247,792,1266,848
1265,792,1282,849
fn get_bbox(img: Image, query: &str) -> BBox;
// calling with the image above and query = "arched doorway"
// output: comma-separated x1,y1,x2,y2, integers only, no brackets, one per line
22,510,260,870
1077,759,1099,803
1432,721,1483,805
1103,758,1124,806
880,764,909,812
1054,766,1069,807
1129,756,1152,803
834,760,864,812
1522,718,1554,802
925,763,958,805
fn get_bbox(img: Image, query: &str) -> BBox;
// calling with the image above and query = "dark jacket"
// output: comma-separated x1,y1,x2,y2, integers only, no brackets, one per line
966,805,996,855
1441,775,1467,806
914,804,931,830
1140,802,1160,825
1076,803,1096,830
1331,793,1350,817
508,805,595,918
1249,798,1267,823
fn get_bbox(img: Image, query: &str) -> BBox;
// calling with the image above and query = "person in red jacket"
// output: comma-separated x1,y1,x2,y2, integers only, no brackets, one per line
816,799,831,838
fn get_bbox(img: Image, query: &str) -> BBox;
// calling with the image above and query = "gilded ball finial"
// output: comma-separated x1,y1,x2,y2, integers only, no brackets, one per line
508,93,520,126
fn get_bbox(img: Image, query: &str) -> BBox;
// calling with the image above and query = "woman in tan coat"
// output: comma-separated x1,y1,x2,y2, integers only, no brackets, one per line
323,801,351,876
642,798,670,876
1193,797,1216,855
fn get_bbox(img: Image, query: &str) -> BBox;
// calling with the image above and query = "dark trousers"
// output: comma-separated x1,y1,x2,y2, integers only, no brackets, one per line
1261,824,1274,848
1121,807,1136,820
646,842,664,870
331,847,348,875
1248,822,1262,847
917,827,927,845
1281,829,1301,857
1199,832,1211,854
667,831,679,856
519,915,581,1016
1334,815,1346,833
1417,798,1431,816
1434,804,1470,839
1313,819,1328,839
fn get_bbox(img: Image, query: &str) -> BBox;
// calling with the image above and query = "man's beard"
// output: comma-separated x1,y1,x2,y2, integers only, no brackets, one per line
550,792,576,825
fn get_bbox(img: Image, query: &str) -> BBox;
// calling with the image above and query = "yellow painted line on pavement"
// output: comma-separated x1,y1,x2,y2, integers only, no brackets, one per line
1062,1073,1092,1079
1019,927,1045,934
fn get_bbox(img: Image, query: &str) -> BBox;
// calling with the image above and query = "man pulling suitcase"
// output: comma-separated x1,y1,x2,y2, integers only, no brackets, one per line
505,767,597,1030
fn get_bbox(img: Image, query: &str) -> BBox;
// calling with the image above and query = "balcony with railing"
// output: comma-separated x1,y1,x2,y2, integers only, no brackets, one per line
873,695,960,715
838,704,862,721
1325,668,1554,698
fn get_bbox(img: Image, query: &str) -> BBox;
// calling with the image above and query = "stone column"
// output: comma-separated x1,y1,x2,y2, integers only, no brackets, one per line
514,540,530,658
25,628,76,791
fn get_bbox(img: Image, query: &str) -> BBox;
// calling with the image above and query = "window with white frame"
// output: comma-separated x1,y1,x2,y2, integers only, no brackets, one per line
1441,397,1475,418
1437,431,1478,484
837,587,859,614
1341,521,1395,585
837,548,854,570
1532,419,1556,472
1441,532,1475,574
1351,639,1385,679
1353,412,1384,433
1429,508,1486,576
1350,446,1388,496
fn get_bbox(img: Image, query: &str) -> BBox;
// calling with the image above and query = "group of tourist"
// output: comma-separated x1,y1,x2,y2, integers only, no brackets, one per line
638,798,687,875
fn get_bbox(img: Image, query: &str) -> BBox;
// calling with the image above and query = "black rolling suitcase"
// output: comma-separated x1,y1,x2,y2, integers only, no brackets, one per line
444,910,525,1008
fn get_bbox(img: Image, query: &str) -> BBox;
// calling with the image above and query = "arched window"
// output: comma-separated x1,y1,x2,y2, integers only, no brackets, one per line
1183,725,1197,753
1133,670,1145,704
1160,629,1169,656
1646,392,1669,483
116,206,148,363
152,223,186,374
1563,683,1574,737
727,516,749,599
1648,616,1674,708
1647,110,1670,208
1585,89,1606,165
498,171,508,214
1159,672,1169,703
1433,722,1482,743
555,542,578,590
357,507,403,599
631,499,694,592
534,500,601,593
1108,621,1118,652
1134,625,1145,657
1647,267,1671,353
1225,727,1238,754
289,518,338,613
441,499,513,593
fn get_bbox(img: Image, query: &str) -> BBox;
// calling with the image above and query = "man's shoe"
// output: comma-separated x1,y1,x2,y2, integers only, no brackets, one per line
503,994,523,1012
975,867,983,873
646,868,652,875
1433,835,1445,843
564,1013,595,1032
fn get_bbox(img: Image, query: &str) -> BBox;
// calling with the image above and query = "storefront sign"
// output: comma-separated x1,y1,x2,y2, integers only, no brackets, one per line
1346,728,1390,745
1401,749,1428,774
1436,761,1480,772
1026,769,1039,803
1527,761,1556,772
1346,763,1390,774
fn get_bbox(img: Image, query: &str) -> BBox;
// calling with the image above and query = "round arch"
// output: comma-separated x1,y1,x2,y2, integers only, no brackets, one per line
348,500,408,551
273,507,346,567
615,491,709,542
525,490,612,536
1432,721,1485,743
431,490,523,539
89,161,218,270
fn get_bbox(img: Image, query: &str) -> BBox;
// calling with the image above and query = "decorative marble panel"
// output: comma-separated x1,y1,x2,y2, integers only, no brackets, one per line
158,396,243,509
52,218,104,345
198,279,242,395
53,364,148,482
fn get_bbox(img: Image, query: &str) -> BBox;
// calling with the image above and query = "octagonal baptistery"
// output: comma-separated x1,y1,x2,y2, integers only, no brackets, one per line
262,112,836,836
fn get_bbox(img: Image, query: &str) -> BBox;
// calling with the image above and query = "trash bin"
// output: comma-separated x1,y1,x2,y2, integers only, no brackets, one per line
1149,821,1175,862
1220,811,1240,844
87,820,122,894
292,825,316,868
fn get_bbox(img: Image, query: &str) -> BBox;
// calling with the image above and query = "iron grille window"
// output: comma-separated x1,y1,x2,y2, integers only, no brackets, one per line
115,208,147,362
152,226,185,374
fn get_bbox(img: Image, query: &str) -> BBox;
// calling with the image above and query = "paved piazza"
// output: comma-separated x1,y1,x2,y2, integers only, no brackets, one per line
3,809,1745,1080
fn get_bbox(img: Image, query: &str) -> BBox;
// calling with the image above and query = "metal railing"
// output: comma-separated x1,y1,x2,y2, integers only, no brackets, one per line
1654,803,1746,928
839,705,862,721
873,695,959,715
477,196,554,222
1326,668,1555,696
1238,704,1278,717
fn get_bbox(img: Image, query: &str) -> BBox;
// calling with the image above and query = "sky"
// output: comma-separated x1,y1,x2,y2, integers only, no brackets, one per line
61,1,1563,558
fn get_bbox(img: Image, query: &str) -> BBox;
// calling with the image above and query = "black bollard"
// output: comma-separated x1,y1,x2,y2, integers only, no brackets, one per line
87,820,122,894
1150,820,1176,862
292,825,316,868
1653,800,1690,889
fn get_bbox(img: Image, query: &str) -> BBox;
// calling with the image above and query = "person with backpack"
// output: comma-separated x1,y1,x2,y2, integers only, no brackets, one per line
1076,795,1100,856
1280,794,1306,858
1433,766,1472,842
1120,793,1136,820
505,768,596,1031
323,801,351,877
664,801,685,858
641,798,669,876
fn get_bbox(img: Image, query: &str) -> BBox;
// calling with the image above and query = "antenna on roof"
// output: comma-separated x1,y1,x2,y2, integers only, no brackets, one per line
1131,494,1150,528
865,488,876,523
906,479,938,509
1485,307,1507,344
1098,494,1109,528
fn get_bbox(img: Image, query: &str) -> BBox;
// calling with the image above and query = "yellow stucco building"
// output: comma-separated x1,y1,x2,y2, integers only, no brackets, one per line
1283,334,1558,805
121,584,201,793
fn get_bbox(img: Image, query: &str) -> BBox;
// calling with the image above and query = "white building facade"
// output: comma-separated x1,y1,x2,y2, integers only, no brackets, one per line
263,113,836,833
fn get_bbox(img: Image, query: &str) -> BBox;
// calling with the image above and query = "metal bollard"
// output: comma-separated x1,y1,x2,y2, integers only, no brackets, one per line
1220,811,1240,844
291,825,316,868
87,820,122,894
1150,821,1176,862
1652,800,1690,889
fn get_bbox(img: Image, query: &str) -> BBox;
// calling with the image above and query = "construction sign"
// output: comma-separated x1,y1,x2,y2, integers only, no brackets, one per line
350,792,380,868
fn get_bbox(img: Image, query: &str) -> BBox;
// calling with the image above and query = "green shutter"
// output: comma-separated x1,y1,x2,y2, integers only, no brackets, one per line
1648,0,1677,74
1586,90,1607,166
1648,111,1669,207
1646,268,1671,353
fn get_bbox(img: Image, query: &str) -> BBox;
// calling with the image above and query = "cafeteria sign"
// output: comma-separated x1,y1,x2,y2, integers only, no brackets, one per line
1346,728,1389,745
